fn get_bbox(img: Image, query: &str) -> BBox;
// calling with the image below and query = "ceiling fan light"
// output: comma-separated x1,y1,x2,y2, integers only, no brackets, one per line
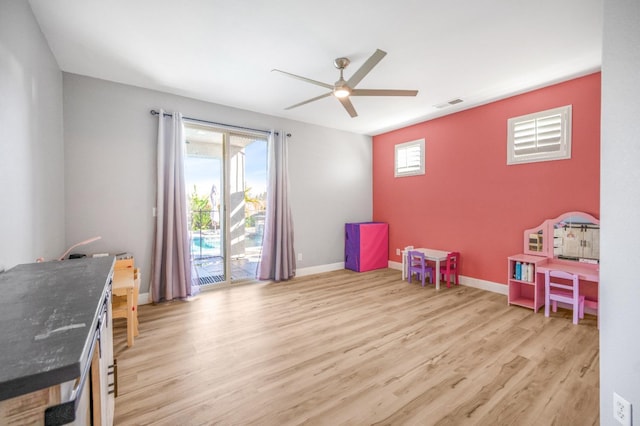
334,87,350,98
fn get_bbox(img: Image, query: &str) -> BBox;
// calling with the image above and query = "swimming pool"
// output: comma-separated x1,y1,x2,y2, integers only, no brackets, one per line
191,232,264,259
191,235,220,257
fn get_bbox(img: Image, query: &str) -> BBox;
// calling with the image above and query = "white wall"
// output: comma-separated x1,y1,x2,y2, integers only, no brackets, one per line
63,74,372,294
0,1,65,270
600,1,640,424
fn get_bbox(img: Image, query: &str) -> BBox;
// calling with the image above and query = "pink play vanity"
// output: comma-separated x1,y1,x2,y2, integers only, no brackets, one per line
508,211,600,313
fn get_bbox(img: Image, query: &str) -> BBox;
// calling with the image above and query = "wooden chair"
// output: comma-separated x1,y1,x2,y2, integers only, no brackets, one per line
407,250,434,287
112,259,140,345
439,251,460,288
544,269,584,325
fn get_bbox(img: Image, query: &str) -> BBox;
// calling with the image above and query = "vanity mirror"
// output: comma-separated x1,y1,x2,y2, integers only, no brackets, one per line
526,229,546,254
523,211,600,262
523,221,549,257
551,212,599,262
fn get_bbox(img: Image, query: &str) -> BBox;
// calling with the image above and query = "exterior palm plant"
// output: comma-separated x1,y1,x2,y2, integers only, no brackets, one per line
189,186,212,231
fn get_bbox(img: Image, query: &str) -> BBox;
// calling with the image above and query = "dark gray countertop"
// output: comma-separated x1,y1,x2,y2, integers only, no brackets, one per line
0,256,114,401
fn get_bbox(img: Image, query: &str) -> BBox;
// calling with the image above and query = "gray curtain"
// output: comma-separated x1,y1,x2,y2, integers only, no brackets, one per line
151,110,192,302
258,131,295,281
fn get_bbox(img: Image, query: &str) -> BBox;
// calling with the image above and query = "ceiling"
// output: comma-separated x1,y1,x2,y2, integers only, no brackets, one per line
28,0,603,136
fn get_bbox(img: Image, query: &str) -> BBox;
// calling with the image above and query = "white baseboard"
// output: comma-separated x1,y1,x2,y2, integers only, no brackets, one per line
388,259,507,295
138,292,151,305
459,275,508,295
388,260,402,270
297,262,345,277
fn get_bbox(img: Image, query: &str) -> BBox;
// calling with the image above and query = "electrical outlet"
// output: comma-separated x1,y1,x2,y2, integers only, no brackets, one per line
614,392,631,426
396,248,400,255
297,253,302,261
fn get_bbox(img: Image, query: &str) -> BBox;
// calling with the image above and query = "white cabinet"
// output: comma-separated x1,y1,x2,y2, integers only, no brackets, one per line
91,287,116,426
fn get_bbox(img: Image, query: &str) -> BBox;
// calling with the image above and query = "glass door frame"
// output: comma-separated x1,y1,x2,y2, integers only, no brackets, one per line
184,120,267,290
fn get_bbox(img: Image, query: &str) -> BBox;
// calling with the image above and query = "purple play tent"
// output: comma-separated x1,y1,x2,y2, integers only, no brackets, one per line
345,222,389,272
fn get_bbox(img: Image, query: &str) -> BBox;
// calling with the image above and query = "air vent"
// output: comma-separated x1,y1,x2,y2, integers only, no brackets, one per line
434,98,464,109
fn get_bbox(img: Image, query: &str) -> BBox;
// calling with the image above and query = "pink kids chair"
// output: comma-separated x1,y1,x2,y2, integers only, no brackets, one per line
439,252,460,288
407,251,434,287
544,270,585,325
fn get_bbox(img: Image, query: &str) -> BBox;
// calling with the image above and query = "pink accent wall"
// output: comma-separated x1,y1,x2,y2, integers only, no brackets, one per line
372,73,601,286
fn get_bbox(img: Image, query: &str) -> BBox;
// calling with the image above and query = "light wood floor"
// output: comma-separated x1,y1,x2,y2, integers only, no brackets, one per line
112,268,599,425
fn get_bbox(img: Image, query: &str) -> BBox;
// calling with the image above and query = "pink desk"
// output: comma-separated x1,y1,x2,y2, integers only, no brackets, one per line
511,211,600,315
535,259,599,282
536,259,599,307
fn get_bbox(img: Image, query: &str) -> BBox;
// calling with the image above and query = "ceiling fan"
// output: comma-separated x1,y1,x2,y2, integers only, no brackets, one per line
272,49,418,118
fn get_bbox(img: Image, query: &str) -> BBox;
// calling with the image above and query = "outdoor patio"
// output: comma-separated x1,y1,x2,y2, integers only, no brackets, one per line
190,227,263,286
191,253,261,285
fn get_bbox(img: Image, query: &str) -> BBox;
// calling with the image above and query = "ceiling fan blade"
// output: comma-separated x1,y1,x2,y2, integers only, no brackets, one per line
285,92,332,110
338,96,358,118
351,89,419,97
272,69,334,90
347,49,387,88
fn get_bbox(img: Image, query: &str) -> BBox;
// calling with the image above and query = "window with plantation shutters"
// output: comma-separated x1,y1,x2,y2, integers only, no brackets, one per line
395,139,425,177
507,105,572,165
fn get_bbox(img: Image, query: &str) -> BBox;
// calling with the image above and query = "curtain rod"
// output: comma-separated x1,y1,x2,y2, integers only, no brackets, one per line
150,110,291,137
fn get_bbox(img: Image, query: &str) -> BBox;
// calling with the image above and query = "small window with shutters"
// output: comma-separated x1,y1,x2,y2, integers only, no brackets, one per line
395,139,425,177
507,105,572,165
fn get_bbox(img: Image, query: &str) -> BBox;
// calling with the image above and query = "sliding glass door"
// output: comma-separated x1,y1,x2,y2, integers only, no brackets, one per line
183,122,267,288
